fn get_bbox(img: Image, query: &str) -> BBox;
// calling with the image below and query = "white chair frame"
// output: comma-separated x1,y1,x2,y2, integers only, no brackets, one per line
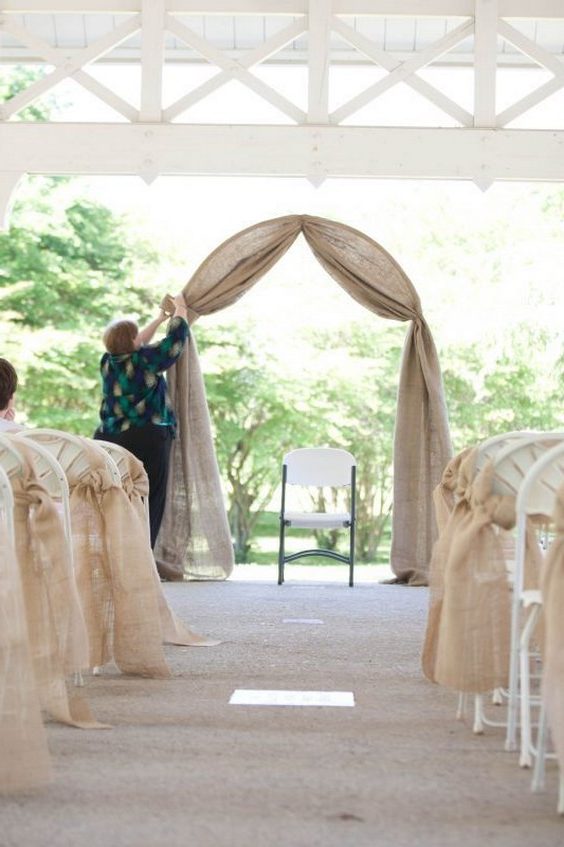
278,447,356,587
496,434,564,759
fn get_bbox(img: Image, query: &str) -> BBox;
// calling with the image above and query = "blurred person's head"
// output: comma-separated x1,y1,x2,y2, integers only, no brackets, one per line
103,319,140,355
0,358,18,415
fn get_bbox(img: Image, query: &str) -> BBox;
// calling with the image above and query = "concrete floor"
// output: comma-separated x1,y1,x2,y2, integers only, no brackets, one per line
1,575,562,847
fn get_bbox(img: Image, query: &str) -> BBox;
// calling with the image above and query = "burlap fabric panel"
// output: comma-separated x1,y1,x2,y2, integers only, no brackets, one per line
0,519,52,792
8,438,101,728
423,453,512,692
69,439,170,678
421,447,473,681
120,446,220,646
541,482,564,782
156,214,452,585
423,451,544,693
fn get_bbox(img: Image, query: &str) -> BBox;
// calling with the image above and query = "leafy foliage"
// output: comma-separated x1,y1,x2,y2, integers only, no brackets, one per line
199,323,317,561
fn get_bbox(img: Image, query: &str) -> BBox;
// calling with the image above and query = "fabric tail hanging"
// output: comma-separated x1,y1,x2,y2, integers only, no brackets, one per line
0,522,52,792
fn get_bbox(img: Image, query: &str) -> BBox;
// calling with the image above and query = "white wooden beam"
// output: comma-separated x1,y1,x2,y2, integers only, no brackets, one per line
331,18,474,123
497,76,564,126
332,16,473,126
1,3,563,19
496,20,564,125
498,20,564,78
474,0,498,128
165,13,306,122
0,15,141,119
0,123,563,183
74,70,139,121
163,16,306,121
140,0,165,121
307,0,331,124
0,172,24,232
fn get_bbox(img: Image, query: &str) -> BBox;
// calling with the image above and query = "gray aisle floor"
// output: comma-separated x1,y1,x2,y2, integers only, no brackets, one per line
1,578,562,847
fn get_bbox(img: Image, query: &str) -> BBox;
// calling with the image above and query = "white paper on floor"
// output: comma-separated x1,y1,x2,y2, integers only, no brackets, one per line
229,690,355,707
282,618,324,625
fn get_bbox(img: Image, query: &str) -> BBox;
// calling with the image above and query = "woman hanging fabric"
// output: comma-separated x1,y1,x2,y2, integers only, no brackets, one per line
94,294,188,578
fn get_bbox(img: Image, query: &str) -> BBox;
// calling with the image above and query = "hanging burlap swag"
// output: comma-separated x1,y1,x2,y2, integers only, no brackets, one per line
155,214,452,585
422,451,544,693
69,440,171,678
7,438,103,728
0,520,52,792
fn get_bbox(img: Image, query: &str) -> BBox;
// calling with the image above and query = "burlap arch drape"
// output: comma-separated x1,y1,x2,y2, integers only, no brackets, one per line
154,214,452,585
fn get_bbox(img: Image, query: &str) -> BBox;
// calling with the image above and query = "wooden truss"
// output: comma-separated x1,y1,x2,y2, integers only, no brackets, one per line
1,1,564,225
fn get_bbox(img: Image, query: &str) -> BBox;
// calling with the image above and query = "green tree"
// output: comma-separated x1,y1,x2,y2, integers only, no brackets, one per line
0,179,162,433
306,322,404,562
442,324,563,452
199,323,317,562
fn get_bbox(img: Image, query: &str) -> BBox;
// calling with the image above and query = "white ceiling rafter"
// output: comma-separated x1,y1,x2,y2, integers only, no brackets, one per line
474,0,498,131
330,16,474,126
496,19,564,125
140,0,165,123
0,1,564,228
162,13,307,121
0,14,141,120
1,2,563,15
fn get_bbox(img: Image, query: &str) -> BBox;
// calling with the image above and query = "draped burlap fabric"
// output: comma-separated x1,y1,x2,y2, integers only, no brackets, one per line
69,439,170,677
155,214,452,585
422,453,513,692
117,445,220,646
421,447,473,681
541,482,564,783
5,437,107,729
0,519,52,792
422,449,546,693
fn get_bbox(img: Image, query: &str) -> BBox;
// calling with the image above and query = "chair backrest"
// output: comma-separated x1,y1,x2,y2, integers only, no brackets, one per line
491,433,564,508
94,440,131,484
515,441,564,519
474,430,545,475
283,448,355,487
20,429,122,486
12,434,69,503
0,432,25,481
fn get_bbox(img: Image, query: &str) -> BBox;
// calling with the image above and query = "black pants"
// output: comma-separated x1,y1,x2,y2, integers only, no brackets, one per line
94,423,173,549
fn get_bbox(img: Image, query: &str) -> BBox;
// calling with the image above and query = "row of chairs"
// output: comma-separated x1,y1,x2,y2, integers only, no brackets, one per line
0,428,204,793
424,430,564,815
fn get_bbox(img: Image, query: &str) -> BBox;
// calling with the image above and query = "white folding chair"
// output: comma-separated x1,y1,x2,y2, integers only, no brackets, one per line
454,431,545,731
19,429,121,487
506,444,564,781
487,433,564,758
278,447,356,587
12,433,74,556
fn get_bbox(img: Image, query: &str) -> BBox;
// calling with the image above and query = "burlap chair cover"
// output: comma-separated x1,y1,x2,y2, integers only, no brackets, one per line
423,449,545,693
69,439,170,678
421,447,473,680
0,520,52,791
118,447,220,647
8,439,102,728
155,214,452,585
541,482,564,780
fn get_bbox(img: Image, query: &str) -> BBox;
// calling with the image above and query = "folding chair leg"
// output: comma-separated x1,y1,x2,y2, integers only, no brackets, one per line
278,520,285,585
348,523,354,587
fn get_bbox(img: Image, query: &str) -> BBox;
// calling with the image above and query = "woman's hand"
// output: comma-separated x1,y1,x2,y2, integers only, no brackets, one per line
173,293,188,319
